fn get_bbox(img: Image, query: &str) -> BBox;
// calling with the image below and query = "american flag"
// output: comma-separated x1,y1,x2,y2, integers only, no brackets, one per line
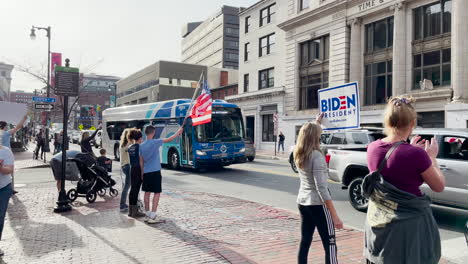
191,80,212,126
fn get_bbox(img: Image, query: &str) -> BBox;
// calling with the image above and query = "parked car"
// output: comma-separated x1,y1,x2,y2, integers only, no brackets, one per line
71,131,81,144
244,138,256,162
288,128,385,173
328,128,468,211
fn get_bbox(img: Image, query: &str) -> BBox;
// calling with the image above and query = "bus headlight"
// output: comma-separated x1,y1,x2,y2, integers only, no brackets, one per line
240,148,245,153
196,150,207,156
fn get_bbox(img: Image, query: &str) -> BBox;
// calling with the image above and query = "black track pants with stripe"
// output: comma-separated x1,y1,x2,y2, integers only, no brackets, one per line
298,204,338,264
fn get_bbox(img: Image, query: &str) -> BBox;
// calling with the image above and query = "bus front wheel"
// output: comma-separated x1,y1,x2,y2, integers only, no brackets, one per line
169,150,180,170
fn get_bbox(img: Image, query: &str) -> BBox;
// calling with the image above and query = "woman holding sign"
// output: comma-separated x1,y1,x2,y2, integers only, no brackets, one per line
295,113,343,264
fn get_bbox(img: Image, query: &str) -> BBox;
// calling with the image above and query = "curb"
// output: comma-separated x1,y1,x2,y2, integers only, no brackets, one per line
22,164,51,169
255,154,289,161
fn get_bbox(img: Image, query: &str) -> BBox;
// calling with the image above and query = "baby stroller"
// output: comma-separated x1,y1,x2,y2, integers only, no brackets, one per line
66,153,118,203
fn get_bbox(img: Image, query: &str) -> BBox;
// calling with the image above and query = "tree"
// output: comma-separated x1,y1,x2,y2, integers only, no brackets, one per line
8,58,103,122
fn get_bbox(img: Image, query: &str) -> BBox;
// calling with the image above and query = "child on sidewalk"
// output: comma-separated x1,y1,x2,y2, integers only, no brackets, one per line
96,149,112,171
139,125,183,224
127,129,145,218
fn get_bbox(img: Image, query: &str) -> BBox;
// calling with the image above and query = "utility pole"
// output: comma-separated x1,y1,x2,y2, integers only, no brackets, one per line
54,58,73,213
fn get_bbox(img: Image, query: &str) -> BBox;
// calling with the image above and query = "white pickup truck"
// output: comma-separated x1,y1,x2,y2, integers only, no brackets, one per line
328,128,468,212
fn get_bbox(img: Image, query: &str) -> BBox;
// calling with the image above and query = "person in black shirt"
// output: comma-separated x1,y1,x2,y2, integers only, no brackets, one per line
96,149,112,171
80,125,101,158
278,131,285,153
127,129,145,218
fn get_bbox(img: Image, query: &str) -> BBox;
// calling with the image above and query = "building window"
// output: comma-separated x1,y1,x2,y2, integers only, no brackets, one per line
244,43,250,61
299,72,329,109
299,35,330,110
245,16,251,33
260,3,276,27
225,52,239,62
262,114,274,142
364,60,393,105
225,27,239,36
177,79,181,86
365,17,394,53
259,33,275,57
226,41,239,49
1,71,5,77
300,35,329,64
169,78,173,85
413,49,451,89
244,74,249,92
413,1,451,90
414,0,451,40
300,0,309,10
259,68,274,89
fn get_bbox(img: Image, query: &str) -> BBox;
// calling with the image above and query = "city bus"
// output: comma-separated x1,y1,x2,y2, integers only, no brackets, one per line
101,99,247,169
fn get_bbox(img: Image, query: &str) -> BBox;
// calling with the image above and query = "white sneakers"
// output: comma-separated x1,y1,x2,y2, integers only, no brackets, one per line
144,211,157,224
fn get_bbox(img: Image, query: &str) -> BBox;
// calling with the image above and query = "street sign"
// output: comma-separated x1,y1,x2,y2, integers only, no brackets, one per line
34,103,54,110
54,66,80,96
318,82,360,131
32,96,56,103
273,113,278,136
78,124,84,130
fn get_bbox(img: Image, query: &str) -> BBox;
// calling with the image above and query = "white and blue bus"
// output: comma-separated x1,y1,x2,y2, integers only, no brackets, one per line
102,99,247,169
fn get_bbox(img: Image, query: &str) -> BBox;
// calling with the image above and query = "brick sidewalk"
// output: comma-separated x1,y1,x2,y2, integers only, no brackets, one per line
2,183,454,264
13,143,51,170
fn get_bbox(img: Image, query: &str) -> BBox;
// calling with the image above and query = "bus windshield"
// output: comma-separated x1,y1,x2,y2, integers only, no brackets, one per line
195,108,245,143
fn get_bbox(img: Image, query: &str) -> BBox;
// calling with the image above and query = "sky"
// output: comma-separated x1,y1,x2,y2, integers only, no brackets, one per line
0,0,258,93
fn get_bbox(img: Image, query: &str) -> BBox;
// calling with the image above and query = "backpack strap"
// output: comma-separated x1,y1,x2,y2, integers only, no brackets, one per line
377,141,405,173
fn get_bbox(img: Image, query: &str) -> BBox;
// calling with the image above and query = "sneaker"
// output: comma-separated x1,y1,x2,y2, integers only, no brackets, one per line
120,205,129,213
147,217,158,224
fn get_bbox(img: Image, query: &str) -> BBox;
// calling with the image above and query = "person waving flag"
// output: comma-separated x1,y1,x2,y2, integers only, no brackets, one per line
191,80,212,126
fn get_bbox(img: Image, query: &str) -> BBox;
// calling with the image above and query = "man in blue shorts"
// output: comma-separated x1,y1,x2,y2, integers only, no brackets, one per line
139,125,183,224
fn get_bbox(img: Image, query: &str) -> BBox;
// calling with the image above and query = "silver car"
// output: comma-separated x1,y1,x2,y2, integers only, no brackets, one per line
413,129,468,209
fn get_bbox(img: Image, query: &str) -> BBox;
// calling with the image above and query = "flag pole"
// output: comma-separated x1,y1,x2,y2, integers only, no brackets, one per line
183,71,204,126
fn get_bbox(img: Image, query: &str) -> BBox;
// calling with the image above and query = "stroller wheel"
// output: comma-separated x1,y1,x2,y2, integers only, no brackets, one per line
86,191,97,203
109,188,119,198
67,189,78,202
97,189,106,197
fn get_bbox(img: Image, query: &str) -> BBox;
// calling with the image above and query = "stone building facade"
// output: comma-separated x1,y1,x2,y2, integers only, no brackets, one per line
227,0,287,151
270,0,468,149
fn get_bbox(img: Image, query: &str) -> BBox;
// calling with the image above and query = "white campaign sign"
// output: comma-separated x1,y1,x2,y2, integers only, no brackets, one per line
318,82,360,131
0,102,28,125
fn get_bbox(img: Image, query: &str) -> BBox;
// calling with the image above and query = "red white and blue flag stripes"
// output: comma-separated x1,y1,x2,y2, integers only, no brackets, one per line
191,80,212,126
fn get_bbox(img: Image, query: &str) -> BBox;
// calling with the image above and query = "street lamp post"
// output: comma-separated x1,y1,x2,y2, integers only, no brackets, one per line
30,25,52,161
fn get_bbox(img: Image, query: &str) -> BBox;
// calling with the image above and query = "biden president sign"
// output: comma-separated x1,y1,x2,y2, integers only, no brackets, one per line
318,82,360,131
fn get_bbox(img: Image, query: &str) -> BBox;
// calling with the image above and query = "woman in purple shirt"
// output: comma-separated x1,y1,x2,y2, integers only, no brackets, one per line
365,97,446,264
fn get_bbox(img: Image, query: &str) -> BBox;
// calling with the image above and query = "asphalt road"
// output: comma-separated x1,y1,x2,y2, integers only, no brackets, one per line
15,143,468,243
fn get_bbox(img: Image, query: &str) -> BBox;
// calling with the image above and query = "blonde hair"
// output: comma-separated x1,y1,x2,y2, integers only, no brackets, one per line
120,128,131,148
384,96,417,136
294,123,322,170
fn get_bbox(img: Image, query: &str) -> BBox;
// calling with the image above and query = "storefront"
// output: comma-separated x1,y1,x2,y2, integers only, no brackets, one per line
227,88,285,151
